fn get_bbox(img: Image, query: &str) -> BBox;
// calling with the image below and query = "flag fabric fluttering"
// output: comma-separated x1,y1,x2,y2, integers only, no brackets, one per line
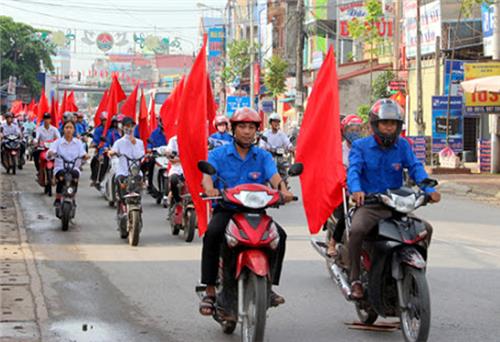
66,91,78,112
295,47,345,235
36,89,49,126
138,90,150,152
121,83,138,120
94,90,108,127
159,76,185,140
149,97,158,131
102,75,126,137
50,96,57,126
177,35,213,236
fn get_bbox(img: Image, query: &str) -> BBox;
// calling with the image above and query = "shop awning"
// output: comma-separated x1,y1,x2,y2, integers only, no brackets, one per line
461,76,500,93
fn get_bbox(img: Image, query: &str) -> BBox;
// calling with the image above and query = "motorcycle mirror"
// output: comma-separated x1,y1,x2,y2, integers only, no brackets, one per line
419,178,438,188
260,135,268,143
288,163,304,177
198,161,216,175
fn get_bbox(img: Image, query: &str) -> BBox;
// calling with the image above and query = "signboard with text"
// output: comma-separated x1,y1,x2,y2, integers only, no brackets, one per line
481,3,495,57
464,63,500,114
432,96,464,153
404,0,441,58
338,1,393,38
443,60,464,96
226,96,251,117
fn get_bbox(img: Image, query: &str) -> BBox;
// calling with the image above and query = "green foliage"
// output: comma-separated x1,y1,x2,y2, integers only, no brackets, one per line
348,0,385,58
461,0,493,17
372,70,395,101
357,104,370,123
222,40,251,84
264,55,288,99
0,16,55,95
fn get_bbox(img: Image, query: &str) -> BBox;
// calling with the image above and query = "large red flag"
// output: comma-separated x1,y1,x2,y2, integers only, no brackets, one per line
138,90,150,151
94,90,108,127
120,83,138,119
67,91,79,112
206,76,217,135
110,74,126,102
296,47,345,234
149,97,158,131
50,96,57,125
53,99,60,128
36,89,49,126
159,76,185,140
10,100,23,116
177,35,210,235
58,90,67,117
102,75,126,136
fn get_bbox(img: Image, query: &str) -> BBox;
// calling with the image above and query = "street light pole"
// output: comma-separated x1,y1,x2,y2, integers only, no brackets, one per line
249,0,255,109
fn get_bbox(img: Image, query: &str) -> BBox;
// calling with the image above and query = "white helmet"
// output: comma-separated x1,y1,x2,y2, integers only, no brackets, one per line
268,112,281,123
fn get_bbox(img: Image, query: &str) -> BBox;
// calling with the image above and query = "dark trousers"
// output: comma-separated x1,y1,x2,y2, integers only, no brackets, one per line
201,208,287,286
332,203,346,243
90,154,109,183
348,204,433,282
55,170,79,194
145,159,155,189
33,149,41,171
169,174,183,203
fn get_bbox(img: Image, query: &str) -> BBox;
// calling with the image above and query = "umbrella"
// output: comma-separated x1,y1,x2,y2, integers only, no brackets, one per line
461,76,500,93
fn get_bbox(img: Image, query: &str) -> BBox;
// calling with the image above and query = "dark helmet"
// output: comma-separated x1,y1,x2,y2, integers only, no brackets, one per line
122,116,135,127
369,99,404,147
230,107,261,130
4,112,13,118
43,112,52,120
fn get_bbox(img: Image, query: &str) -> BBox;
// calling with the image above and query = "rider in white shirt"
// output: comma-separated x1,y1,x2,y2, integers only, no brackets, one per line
108,117,145,178
165,135,184,205
259,113,294,152
33,113,61,172
1,112,22,138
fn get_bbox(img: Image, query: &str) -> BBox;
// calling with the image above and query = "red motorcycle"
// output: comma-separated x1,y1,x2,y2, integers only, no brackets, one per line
168,176,198,243
36,140,56,196
196,161,302,342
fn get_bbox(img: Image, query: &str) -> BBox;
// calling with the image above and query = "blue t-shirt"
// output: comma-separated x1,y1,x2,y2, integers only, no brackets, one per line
147,127,167,149
208,143,277,191
347,135,435,194
210,132,234,143
104,128,122,148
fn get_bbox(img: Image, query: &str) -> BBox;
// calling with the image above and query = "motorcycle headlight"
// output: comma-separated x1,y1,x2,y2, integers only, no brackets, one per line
67,187,74,195
233,191,274,209
276,148,285,155
130,165,140,177
388,193,417,213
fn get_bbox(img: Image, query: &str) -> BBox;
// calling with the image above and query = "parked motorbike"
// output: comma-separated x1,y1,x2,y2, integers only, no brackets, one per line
1,135,21,174
149,146,170,206
54,156,82,231
36,140,56,196
116,154,144,246
196,160,303,342
311,179,438,342
168,175,197,242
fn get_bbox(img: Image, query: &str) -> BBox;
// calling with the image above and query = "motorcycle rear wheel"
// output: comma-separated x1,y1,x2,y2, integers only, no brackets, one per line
128,210,141,246
184,209,196,242
241,272,267,342
61,202,71,231
399,267,431,342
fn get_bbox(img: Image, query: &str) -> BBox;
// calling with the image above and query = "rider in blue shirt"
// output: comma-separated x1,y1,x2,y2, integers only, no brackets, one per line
199,108,294,317
104,116,122,149
145,120,168,193
208,116,233,149
90,113,108,186
347,99,441,299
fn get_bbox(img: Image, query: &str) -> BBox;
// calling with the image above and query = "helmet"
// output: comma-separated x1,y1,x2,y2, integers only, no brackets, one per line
77,112,84,118
268,112,281,123
4,112,13,118
111,115,119,123
213,115,230,128
63,111,73,122
230,107,261,129
122,117,135,127
100,111,108,120
341,114,363,144
369,98,404,147
43,112,52,120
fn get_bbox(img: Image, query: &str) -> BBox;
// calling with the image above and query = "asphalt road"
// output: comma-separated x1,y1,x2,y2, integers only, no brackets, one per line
9,162,500,342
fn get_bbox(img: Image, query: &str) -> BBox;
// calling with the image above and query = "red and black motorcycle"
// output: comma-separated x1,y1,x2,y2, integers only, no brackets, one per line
36,140,56,196
196,161,302,342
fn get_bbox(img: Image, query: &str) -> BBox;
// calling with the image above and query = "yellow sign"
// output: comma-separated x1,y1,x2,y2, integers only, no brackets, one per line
464,62,500,108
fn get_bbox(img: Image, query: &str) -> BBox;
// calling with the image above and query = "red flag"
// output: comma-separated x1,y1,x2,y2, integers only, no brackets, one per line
59,90,67,119
67,91,79,112
94,90,108,127
296,47,345,235
121,83,138,120
138,90,150,151
110,74,126,102
206,76,217,135
177,35,211,235
10,100,23,116
50,96,57,125
149,97,158,131
36,89,49,126
30,104,38,121
53,99,60,128
159,76,185,140
102,75,127,137
28,99,35,114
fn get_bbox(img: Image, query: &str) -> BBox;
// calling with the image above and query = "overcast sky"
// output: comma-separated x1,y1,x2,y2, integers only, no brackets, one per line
1,0,226,70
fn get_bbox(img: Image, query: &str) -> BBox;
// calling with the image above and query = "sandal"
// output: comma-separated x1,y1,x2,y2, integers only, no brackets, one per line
350,281,364,300
199,295,216,316
326,239,338,258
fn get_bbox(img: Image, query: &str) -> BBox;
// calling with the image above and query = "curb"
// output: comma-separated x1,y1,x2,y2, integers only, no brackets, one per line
439,180,500,201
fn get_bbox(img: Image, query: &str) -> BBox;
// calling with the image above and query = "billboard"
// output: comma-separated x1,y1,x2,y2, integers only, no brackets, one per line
481,3,495,57
404,0,441,58
338,1,393,38
443,60,464,96
464,62,500,114
226,96,251,117
431,96,463,153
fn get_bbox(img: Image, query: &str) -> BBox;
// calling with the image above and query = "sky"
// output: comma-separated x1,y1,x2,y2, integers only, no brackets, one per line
0,0,227,70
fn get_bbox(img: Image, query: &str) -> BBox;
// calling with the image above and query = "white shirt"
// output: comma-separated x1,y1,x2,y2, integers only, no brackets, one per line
342,140,351,169
259,129,292,150
36,125,60,142
111,135,145,177
49,137,86,175
1,123,21,137
166,136,183,176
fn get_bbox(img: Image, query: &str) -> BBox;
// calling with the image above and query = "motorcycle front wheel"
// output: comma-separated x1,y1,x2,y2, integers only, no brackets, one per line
128,210,142,246
241,272,267,342
183,209,196,242
61,202,72,231
399,267,431,342
10,154,16,175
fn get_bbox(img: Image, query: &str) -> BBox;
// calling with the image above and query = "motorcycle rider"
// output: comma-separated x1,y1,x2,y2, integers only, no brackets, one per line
199,107,294,316
164,135,183,207
1,112,23,167
208,115,233,147
75,112,89,136
259,113,294,153
104,115,122,149
34,113,60,172
326,114,363,257
48,120,89,207
22,114,36,138
90,112,108,186
347,99,441,299
145,118,168,194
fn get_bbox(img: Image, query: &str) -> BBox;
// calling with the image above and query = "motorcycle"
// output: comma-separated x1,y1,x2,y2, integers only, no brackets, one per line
208,136,231,151
168,175,197,243
196,160,303,342
101,152,118,207
260,136,290,186
54,156,82,231
36,140,56,196
1,135,21,174
116,154,144,246
311,179,438,342
149,146,170,206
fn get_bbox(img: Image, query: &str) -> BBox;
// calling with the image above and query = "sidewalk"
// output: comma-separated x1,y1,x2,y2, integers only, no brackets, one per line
0,176,45,342
433,173,500,202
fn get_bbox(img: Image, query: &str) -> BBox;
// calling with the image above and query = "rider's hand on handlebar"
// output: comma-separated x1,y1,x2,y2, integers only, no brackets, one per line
352,191,365,207
428,191,441,203
205,188,220,197
280,189,295,203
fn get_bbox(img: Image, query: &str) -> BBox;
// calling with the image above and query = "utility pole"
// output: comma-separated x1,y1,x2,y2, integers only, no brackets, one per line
434,36,440,96
415,0,425,136
491,0,500,173
249,0,255,109
295,0,305,124
393,0,401,72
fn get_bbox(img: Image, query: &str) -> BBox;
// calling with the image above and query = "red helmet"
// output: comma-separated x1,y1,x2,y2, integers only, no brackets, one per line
213,115,230,128
230,107,261,129
341,114,363,132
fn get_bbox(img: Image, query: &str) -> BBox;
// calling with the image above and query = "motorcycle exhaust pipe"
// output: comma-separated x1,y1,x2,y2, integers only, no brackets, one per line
330,263,352,300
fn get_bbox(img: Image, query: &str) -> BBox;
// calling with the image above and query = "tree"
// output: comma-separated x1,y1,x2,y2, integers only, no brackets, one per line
348,0,386,102
372,70,395,101
264,55,288,109
222,40,251,85
357,104,370,123
0,16,55,96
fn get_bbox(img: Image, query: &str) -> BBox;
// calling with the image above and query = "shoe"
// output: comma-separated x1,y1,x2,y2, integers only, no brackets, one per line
90,180,96,187
53,199,61,207
326,238,338,258
270,289,285,307
350,281,364,299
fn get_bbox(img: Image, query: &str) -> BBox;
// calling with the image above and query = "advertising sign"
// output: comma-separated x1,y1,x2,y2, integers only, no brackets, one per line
338,1,393,38
208,27,224,78
481,3,495,57
226,96,251,117
404,0,441,58
478,139,492,172
464,63,500,114
443,60,464,96
409,136,427,164
431,96,463,153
